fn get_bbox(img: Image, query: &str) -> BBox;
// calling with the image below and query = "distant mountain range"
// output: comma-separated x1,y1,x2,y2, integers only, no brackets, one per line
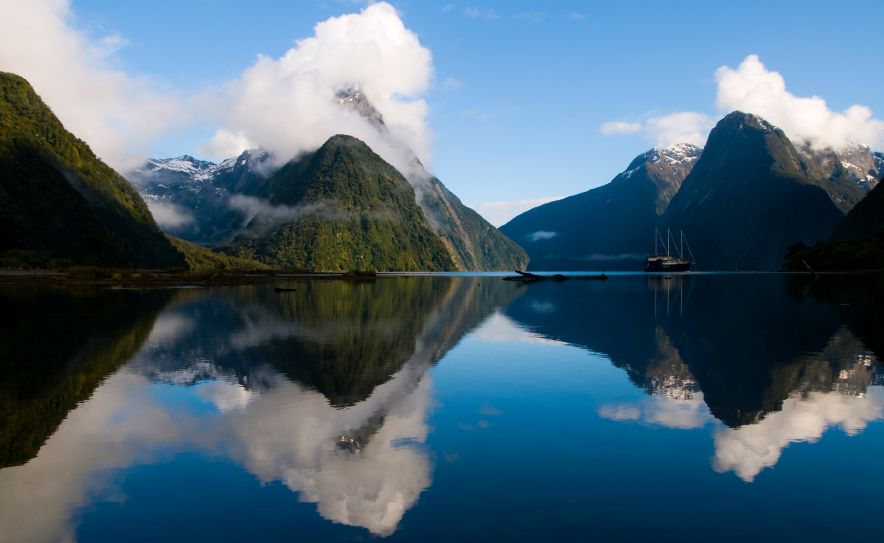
504,111,882,271
130,149,271,246
3,69,883,273
130,87,527,271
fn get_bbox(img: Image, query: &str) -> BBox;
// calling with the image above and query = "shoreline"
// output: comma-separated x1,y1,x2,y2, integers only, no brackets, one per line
0,268,880,288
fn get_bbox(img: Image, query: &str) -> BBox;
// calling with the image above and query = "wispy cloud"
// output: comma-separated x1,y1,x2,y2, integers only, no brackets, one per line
513,12,545,23
600,113,715,147
0,0,187,171
464,6,500,20
599,121,642,135
441,76,462,93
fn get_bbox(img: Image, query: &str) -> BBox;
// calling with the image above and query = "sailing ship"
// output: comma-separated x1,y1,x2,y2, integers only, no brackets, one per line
645,228,694,272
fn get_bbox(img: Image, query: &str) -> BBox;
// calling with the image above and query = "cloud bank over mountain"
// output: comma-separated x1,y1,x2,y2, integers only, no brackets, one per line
0,1,433,176
201,2,435,174
0,0,186,171
602,54,884,151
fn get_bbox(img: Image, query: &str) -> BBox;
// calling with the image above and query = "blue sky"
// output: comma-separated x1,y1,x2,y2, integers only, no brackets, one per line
11,0,884,224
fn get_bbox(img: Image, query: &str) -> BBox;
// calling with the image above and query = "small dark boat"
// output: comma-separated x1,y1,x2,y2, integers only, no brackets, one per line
645,229,694,273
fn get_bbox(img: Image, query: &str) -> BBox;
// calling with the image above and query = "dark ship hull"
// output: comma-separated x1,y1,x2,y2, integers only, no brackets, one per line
644,256,693,272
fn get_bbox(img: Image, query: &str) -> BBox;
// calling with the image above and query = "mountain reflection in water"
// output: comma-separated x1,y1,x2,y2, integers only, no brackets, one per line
504,274,884,481
0,274,882,541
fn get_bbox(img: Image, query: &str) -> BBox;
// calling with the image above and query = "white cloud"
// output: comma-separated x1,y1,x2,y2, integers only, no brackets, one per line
598,395,712,430
204,2,435,177
528,230,557,242
713,388,884,482
644,112,716,148
471,311,568,347
600,121,642,135
145,200,194,229
0,0,185,171
198,129,255,160
600,54,884,151
715,54,884,150
472,197,562,226
600,113,714,148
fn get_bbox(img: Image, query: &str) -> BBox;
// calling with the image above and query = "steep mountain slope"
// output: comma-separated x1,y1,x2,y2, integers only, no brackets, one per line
336,87,527,270
421,176,528,269
834,180,884,241
129,150,271,245
501,144,701,270
783,179,884,271
666,112,844,270
227,135,455,271
0,72,183,268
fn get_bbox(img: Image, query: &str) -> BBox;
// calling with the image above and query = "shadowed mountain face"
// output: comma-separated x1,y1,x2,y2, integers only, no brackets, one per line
503,275,882,429
666,112,844,270
0,286,172,467
504,111,880,272
0,72,184,268
501,144,701,270
834,180,884,241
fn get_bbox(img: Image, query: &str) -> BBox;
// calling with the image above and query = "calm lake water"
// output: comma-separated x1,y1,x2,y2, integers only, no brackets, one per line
2,274,883,542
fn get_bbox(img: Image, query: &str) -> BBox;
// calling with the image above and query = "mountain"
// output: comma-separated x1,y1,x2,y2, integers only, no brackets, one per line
797,141,880,209
500,144,701,270
0,72,184,268
783,178,884,271
129,150,271,245
131,87,526,270
835,180,884,241
665,112,844,270
225,134,455,271
334,87,527,270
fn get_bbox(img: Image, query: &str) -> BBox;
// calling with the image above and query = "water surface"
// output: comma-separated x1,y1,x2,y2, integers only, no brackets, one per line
1,274,883,542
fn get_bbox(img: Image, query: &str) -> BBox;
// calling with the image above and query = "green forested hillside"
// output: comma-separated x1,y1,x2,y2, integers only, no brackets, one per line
0,72,184,269
227,135,454,271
